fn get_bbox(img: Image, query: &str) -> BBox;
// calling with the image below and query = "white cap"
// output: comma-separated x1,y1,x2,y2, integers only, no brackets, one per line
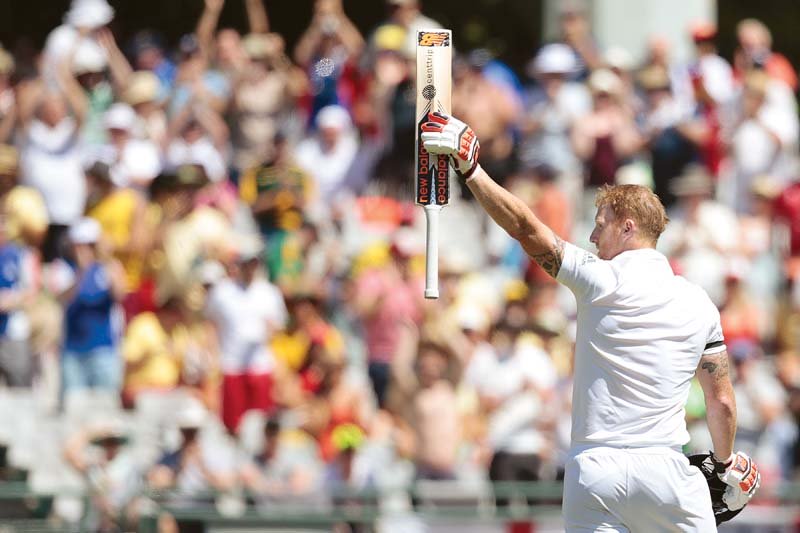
65,0,114,29
103,103,136,132
235,233,264,262
588,68,623,95
72,40,107,74
531,43,576,75
316,105,352,131
68,217,101,244
198,260,225,285
604,46,635,72
456,304,490,333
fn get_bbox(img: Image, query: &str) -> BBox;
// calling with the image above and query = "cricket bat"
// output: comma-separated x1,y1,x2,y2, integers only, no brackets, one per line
415,29,452,299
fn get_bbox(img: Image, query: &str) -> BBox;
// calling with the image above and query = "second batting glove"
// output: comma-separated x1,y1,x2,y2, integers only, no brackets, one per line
420,112,480,179
714,451,761,511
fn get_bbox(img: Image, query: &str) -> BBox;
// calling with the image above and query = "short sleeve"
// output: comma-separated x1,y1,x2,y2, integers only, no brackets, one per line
556,242,617,302
702,298,726,356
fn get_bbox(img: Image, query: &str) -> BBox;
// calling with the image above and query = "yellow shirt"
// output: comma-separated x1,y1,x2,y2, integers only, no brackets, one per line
123,312,184,390
88,189,141,290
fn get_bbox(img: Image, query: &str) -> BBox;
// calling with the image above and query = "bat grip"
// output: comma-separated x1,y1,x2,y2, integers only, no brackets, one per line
423,204,441,299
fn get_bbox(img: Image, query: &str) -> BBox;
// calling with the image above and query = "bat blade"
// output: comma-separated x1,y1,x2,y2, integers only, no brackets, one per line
415,29,452,208
415,29,452,300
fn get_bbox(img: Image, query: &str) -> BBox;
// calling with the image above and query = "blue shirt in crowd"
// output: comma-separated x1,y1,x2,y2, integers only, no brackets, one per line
64,262,116,353
0,243,23,337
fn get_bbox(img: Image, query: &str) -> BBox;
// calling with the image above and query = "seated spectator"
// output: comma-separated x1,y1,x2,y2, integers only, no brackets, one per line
240,417,321,502
205,235,287,433
148,401,237,531
294,105,359,202
58,218,126,394
64,419,142,532
734,18,797,91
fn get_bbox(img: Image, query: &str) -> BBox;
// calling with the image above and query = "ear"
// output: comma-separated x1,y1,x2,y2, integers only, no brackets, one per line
622,218,636,236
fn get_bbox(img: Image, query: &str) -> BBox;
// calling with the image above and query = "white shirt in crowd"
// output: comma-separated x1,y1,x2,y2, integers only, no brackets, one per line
294,134,358,201
556,242,725,449
20,118,86,225
205,276,287,375
464,340,557,454
166,137,227,183
107,139,162,188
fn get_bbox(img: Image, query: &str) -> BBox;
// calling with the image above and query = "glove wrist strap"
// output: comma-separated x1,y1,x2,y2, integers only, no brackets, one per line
711,452,734,474
461,163,480,182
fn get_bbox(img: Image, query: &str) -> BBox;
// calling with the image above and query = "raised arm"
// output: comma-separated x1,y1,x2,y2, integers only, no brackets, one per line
421,113,564,277
245,0,269,34
196,0,225,60
695,350,736,461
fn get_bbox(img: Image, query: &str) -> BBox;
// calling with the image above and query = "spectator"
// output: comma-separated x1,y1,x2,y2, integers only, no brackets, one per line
463,321,557,507
205,235,288,433
121,71,167,146
0,209,37,388
354,235,423,408
0,144,48,249
240,416,321,502
58,217,126,394
294,0,365,119
148,400,237,531
557,2,601,79
294,105,358,202
571,69,642,193
726,70,798,214
0,47,15,144
659,165,738,305
64,419,142,532
231,33,304,170
520,43,590,192
17,70,87,263
101,103,162,189
165,103,228,184
169,34,231,118
734,18,798,91
687,22,734,106
128,30,176,92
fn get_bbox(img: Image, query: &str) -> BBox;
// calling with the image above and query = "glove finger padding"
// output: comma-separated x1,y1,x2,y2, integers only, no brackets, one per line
719,452,761,511
688,452,752,525
420,112,480,179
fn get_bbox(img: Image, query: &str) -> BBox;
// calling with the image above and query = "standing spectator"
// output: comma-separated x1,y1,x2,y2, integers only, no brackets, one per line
571,69,642,192
69,39,113,146
102,103,162,189
687,22,734,106
463,322,557,502
17,70,88,263
354,236,422,408
375,0,443,58
727,70,798,214
294,105,358,202
520,44,590,191
169,34,231,118
0,47,15,144
128,30,176,93
239,133,314,279
165,101,229,185
0,209,37,387
452,51,521,185
231,33,304,170
121,71,167,146
0,144,49,248
58,217,126,394
734,18,798,91
294,0,365,120
557,2,601,80
205,236,288,433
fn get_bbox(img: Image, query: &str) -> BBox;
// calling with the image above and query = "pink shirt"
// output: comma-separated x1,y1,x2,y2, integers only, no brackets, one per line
357,269,421,363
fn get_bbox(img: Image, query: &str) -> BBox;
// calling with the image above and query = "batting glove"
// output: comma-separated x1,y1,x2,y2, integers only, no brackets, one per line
420,112,481,179
713,451,761,510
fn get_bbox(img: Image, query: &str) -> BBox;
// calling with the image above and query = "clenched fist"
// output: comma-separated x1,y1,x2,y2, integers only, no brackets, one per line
421,112,480,179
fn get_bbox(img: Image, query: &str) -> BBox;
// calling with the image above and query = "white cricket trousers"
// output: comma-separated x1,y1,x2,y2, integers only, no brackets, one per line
563,445,717,532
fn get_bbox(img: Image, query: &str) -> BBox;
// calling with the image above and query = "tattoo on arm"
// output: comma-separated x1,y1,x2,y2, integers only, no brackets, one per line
700,352,730,383
532,235,566,278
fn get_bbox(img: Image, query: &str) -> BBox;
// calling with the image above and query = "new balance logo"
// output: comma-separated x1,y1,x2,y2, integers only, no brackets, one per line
418,32,450,47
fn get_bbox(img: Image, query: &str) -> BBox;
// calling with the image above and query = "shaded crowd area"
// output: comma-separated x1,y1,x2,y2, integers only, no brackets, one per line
0,0,799,530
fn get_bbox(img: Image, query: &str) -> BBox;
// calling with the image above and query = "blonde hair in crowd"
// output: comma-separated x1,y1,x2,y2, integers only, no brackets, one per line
595,184,669,244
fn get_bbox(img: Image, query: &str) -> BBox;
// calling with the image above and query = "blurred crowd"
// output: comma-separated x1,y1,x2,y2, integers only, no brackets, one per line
1,0,800,530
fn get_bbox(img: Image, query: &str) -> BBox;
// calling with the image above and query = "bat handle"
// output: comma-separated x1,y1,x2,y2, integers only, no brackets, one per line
424,204,441,299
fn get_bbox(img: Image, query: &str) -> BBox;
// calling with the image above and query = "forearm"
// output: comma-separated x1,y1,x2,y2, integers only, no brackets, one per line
706,396,736,460
466,166,555,256
245,0,269,34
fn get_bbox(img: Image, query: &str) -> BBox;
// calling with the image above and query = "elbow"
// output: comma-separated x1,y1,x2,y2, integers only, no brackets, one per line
705,393,736,416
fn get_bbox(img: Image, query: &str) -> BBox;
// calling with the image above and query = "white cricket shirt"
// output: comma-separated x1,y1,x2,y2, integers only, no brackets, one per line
557,243,725,449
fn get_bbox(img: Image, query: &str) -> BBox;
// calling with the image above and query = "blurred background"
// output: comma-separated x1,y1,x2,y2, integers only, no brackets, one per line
0,0,799,531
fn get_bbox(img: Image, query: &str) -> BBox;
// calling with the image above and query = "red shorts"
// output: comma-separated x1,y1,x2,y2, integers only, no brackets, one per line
221,372,274,433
